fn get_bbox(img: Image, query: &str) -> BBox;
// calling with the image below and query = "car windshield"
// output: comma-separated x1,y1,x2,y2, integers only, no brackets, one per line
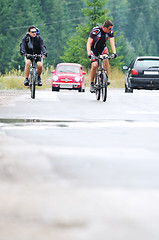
135,59,159,68
57,65,80,73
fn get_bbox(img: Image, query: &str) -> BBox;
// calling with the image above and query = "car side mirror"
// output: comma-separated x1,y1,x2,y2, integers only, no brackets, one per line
123,66,128,70
51,70,55,74
82,71,86,75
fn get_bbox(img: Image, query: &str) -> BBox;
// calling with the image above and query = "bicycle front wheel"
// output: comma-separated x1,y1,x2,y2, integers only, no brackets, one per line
95,74,101,100
30,69,36,99
101,72,107,102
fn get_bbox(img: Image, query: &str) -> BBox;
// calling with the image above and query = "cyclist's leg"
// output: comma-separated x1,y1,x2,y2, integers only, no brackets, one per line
37,61,43,77
91,61,98,83
90,61,98,92
90,52,98,92
24,58,31,86
102,47,109,76
90,50,98,83
36,58,43,86
25,59,31,79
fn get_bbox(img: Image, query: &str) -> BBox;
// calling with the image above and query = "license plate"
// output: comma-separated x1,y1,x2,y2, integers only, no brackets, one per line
144,71,159,75
60,84,73,88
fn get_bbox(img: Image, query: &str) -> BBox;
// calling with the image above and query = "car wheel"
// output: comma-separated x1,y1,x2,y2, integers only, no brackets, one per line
129,88,133,93
78,86,82,92
52,86,59,91
125,84,129,93
125,84,133,93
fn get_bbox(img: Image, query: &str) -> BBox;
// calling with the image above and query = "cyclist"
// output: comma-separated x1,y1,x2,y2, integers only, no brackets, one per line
20,25,47,86
87,20,117,92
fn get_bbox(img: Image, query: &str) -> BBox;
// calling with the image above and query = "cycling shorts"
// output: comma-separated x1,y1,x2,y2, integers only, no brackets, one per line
25,55,42,63
90,47,108,63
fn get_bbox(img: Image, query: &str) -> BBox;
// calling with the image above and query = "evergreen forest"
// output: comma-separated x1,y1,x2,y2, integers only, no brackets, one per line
0,0,159,74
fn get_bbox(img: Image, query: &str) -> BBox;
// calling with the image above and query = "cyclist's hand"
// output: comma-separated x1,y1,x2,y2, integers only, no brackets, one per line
21,52,26,56
112,53,117,59
88,54,92,60
42,55,46,59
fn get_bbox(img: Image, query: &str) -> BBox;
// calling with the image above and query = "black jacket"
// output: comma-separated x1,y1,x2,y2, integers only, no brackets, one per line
20,34,47,56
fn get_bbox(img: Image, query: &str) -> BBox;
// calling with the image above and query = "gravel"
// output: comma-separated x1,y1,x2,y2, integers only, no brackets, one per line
0,90,29,105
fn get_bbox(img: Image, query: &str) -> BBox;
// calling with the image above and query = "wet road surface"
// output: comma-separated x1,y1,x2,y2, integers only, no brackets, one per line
0,89,159,240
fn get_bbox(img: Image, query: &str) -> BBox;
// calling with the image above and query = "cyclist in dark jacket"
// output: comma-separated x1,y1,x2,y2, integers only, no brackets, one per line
87,20,117,92
20,25,47,86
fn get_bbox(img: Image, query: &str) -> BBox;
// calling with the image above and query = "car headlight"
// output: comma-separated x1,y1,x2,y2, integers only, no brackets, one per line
53,75,58,81
75,76,80,82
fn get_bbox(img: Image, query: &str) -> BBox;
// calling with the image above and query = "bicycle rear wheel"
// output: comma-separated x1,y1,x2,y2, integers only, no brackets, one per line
30,69,36,99
95,74,101,100
101,72,107,102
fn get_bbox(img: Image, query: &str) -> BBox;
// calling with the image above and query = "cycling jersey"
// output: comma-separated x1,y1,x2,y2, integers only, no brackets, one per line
89,26,114,51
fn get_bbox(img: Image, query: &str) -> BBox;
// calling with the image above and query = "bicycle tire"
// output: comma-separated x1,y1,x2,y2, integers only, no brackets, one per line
101,72,107,102
30,69,36,99
95,74,101,100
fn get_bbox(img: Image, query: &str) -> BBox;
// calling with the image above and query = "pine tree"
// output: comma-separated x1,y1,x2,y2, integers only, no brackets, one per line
125,0,150,42
106,0,127,36
149,0,159,54
61,0,123,70
0,0,13,73
148,40,158,56
66,0,86,29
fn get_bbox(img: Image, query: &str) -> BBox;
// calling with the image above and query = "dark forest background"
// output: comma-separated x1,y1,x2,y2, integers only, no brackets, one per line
0,0,159,73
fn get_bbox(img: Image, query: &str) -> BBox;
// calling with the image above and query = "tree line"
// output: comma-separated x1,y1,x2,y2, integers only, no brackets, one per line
107,0,159,64
0,0,85,73
0,0,159,74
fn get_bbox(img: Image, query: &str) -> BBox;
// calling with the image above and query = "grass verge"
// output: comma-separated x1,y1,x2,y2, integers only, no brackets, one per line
0,67,125,90
0,66,52,90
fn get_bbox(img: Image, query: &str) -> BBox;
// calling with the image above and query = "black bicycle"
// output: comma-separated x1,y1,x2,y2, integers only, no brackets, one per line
94,55,113,102
26,54,42,99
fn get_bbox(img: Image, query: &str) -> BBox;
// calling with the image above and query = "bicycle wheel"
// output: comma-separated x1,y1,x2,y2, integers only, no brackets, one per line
101,72,107,102
95,74,101,100
30,69,36,99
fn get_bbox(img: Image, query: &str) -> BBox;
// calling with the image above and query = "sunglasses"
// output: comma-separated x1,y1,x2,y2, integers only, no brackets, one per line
31,31,37,33
108,27,113,30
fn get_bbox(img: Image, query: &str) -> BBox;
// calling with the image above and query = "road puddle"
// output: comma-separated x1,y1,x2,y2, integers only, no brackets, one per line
1,118,159,129
0,118,76,128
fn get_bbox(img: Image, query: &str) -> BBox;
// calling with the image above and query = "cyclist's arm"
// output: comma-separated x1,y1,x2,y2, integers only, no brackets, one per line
39,36,47,57
87,37,93,55
20,37,27,55
110,37,116,54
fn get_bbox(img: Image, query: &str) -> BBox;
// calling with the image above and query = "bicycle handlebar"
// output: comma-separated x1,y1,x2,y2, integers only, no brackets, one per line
93,54,114,60
26,54,42,58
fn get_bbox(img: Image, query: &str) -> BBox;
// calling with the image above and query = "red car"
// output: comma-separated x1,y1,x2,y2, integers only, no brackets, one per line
51,63,86,92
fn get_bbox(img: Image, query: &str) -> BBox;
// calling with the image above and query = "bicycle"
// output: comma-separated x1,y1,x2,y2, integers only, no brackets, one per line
26,54,42,99
93,54,113,102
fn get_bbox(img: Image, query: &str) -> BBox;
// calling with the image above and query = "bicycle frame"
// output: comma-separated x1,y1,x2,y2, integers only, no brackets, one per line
94,55,112,102
26,54,41,99
30,57,37,85
95,55,110,84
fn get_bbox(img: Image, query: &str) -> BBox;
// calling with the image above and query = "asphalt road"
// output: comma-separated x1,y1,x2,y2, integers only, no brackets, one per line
0,88,159,240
